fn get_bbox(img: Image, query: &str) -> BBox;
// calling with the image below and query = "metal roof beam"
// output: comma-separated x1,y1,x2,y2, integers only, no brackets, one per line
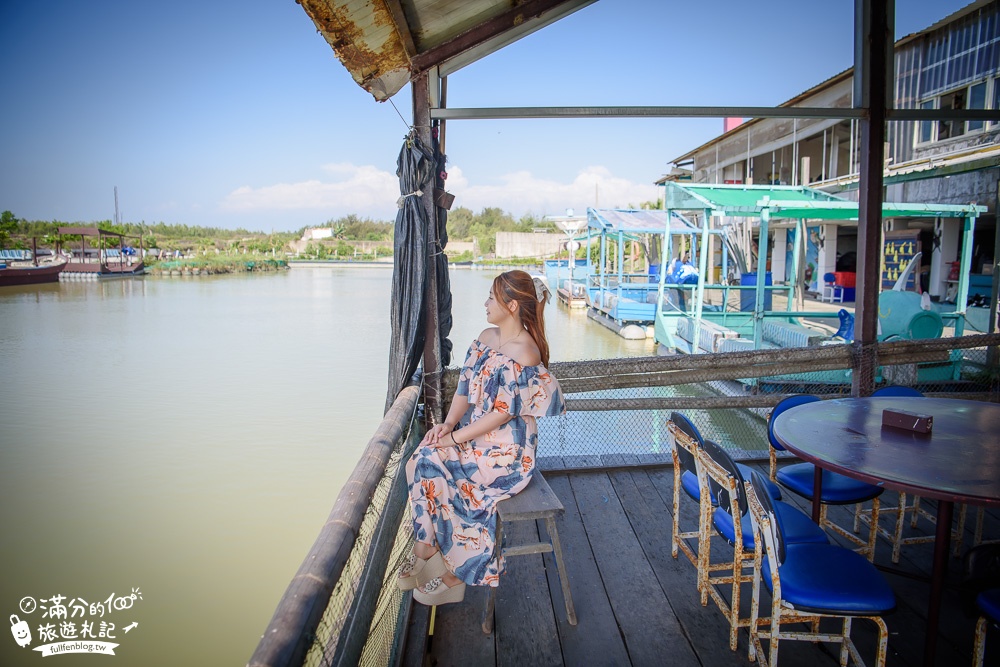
431,106,868,120
887,108,1000,122
383,0,417,58
431,106,1000,122
410,0,589,75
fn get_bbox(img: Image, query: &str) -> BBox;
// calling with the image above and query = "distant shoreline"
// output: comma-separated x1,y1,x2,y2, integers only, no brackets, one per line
287,259,542,271
288,259,393,268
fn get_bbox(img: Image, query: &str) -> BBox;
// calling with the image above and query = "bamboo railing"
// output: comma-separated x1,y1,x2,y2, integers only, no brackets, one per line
247,382,421,667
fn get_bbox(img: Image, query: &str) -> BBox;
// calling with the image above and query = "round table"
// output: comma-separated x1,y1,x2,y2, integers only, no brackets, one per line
772,397,1000,666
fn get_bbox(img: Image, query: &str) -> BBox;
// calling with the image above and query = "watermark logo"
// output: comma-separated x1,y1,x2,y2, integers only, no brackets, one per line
8,588,142,658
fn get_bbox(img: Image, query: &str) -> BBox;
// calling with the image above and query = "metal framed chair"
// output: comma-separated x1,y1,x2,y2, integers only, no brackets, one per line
668,414,707,572
746,471,896,667
697,439,828,651
821,272,844,303
968,544,1000,667
668,413,782,609
668,414,733,607
974,589,1000,667
768,395,884,561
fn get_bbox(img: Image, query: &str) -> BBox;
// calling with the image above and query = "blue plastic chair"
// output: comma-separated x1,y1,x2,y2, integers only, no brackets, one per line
698,439,828,650
871,385,923,398
975,589,1000,667
672,411,781,503
768,395,884,560
969,544,1000,667
669,413,708,570
746,471,896,667
669,412,783,611
822,272,844,303
833,309,855,342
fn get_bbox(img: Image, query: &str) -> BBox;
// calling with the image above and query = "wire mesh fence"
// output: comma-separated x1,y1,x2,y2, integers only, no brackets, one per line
534,334,1000,465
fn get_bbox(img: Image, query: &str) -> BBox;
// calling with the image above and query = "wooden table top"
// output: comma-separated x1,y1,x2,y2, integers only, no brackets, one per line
772,397,1000,507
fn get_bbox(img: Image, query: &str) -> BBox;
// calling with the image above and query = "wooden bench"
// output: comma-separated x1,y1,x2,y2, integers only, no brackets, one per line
481,471,577,633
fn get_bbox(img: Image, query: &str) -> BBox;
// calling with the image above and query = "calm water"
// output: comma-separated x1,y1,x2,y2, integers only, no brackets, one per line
0,267,652,666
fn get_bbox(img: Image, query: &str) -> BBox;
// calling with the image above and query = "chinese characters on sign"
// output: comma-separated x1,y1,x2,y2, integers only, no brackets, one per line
8,588,142,658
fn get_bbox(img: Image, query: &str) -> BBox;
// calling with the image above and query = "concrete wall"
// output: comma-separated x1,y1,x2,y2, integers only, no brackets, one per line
496,232,564,259
445,241,476,255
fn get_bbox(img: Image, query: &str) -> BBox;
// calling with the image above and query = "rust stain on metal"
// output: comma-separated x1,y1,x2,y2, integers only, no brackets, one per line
298,0,409,89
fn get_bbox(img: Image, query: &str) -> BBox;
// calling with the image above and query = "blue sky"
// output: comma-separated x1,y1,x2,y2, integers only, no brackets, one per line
0,0,973,232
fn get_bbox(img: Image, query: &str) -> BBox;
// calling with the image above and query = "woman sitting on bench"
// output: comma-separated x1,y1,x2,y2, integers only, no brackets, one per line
400,270,566,605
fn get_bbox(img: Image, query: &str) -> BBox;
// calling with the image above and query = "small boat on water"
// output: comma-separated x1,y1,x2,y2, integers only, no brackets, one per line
556,279,588,308
0,242,66,287
0,258,66,287
58,225,145,280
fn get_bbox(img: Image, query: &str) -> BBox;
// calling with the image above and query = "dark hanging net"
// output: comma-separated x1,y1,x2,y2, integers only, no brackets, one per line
385,131,453,411
385,133,432,412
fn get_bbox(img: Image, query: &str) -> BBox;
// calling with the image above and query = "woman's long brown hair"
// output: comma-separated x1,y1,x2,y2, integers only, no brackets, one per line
492,270,550,366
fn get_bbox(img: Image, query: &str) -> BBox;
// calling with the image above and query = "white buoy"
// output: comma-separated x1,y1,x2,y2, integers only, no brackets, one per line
619,324,646,340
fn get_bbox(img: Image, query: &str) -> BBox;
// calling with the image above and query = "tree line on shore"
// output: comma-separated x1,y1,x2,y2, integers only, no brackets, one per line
1,208,558,260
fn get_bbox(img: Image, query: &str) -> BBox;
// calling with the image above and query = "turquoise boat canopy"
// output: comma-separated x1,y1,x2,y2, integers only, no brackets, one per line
588,208,698,235
663,182,986,220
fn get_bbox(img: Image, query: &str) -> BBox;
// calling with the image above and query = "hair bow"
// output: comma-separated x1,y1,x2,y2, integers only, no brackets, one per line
532,277,551,304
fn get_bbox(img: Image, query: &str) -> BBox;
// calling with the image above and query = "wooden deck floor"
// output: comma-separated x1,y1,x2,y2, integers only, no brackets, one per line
404,455,999,667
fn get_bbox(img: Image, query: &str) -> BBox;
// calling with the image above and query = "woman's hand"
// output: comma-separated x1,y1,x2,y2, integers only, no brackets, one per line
420,423,455,447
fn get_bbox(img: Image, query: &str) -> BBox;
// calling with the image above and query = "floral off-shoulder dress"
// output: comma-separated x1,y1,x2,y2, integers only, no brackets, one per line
405,339,566,587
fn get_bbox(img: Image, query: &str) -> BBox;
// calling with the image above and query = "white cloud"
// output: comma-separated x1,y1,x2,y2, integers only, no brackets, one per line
220,163,399,218
446,165,659,217
219,163,659,222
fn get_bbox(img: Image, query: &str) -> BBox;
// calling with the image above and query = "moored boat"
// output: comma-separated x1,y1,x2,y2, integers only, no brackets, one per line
0,259,65,287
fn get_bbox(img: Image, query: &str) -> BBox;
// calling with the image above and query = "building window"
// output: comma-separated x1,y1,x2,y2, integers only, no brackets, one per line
992,78,1000,127
968,81,987,132
919,99,935,143
938,89,967,140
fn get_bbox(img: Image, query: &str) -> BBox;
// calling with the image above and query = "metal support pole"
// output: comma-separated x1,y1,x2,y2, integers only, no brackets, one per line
955,215,977,337
753,209,770,349
691,209,712,354
852,0,890,399
989,181,999,369
413,72,443,426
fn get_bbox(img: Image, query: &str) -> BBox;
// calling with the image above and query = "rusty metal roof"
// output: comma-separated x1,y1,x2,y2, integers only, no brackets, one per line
297,0,596,101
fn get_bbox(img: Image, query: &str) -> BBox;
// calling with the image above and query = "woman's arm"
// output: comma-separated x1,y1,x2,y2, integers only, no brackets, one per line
443,410,514,448
420,393,470,445
442,394,469,430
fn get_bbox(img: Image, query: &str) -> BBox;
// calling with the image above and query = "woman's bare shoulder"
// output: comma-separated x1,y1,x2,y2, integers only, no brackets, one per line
506,338,541,367
478,327,500,347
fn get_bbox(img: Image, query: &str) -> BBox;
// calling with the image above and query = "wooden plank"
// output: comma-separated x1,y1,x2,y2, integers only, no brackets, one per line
499,473,564,522
428,585,496,667
561,454,602,470
537,455,565,472
494,519,563,667
634,452,672,468
398,601,431,667
571,470,701,665
610,464,742,660
540,474,631,666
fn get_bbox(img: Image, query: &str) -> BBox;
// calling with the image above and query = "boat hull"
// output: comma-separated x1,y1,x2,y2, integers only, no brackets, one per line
0,262,65,287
